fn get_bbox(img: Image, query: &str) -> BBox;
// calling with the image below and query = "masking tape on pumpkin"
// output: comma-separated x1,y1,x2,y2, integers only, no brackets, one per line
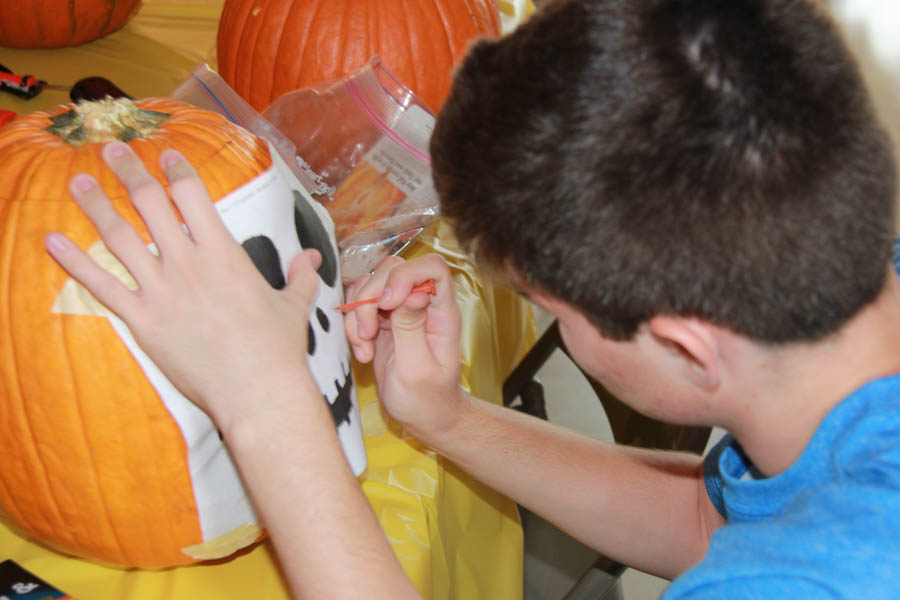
181,523,263,560
51,241,137,317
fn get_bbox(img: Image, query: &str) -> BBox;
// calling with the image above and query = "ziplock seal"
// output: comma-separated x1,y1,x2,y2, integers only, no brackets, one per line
345,77,431,167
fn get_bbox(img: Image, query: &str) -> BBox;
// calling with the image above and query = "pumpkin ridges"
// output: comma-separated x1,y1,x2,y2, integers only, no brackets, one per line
368,1,381,77
131,363,201,564
11,158,155,565
388,1,416,94
344,1,371,82
402,1,428,101
217,0,500,113
0,185,25,541
283,0,326,104
312,0,346,87
96,0,117,39
217,0,256,88
271,0,310,104
414,0,452,107
64,0,76,43
240,1,270,112
0,0,142,49
74,327,148,565
0,199,75,547
78,339,189,566
3,202,92,554
431,0,464,90
213,0,236,83
63,342,135,565
255,0,298,114
57,313,201,566
234,1,268,112
0,458,30,537
312,0,339,84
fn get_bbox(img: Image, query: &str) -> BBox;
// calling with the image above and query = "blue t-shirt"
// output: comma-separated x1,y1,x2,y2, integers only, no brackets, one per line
663,239,900,599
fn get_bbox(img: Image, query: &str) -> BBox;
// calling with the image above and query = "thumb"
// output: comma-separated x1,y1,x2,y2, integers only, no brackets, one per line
284,249,321,305
390,305,439,373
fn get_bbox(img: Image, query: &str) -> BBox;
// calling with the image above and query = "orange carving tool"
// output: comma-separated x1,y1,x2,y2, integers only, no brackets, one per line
335,279,436,311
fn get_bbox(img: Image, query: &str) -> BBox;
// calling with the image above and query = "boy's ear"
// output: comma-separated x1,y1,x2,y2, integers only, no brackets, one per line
647,315,721,390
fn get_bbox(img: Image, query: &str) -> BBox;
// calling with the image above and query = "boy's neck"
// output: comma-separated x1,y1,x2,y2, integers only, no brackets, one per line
724,270,900,477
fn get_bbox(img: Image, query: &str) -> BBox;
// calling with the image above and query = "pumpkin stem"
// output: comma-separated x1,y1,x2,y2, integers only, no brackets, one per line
46,98,170,146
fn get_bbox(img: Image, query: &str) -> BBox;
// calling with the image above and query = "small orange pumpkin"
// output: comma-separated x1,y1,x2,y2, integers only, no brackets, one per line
216,0,501,113
0,0,143,49
0,98,272,567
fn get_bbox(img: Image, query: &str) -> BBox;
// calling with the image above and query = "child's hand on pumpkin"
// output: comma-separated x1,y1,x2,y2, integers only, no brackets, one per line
44,141,323,434
343,254,467,440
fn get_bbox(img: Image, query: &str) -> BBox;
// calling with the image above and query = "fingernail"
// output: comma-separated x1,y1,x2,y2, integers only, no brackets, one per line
72,174,96,192
380,287,392,303
308,249,322,269
161,150,183,169
45,232,69,253
106,142,128,158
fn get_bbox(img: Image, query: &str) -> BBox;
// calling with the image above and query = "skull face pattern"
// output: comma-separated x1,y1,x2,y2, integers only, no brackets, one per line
186,151,367,541
239,204,354,428
238,181,359,434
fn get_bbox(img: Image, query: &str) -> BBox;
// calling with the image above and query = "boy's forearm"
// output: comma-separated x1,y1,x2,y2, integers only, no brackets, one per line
221,374,421,600
421,393,722,579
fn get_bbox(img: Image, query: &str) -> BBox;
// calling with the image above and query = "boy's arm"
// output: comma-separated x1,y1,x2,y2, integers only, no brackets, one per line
347,259,725,581
426,392,724,579
220,372,421,599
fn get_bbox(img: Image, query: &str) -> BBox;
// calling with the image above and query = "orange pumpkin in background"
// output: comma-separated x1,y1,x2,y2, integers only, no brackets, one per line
0,0,143,48
216,0,502,113
0,98,272,567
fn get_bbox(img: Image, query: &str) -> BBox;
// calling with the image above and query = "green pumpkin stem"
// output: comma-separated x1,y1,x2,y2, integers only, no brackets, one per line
46,98,169,146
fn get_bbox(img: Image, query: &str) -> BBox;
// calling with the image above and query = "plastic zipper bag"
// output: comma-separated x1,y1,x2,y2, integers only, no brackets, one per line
262,58,439,283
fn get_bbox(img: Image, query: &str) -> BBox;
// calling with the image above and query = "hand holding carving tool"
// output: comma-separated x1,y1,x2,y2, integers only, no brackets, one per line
335,279,436,311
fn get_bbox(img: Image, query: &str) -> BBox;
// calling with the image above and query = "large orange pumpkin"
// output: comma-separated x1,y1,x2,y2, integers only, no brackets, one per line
0,0,143,49
216,0,501,113
0,98,272,567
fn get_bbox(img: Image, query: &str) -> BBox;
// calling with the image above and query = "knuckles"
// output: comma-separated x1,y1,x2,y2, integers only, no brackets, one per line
100,218,139,247
127,179,166,206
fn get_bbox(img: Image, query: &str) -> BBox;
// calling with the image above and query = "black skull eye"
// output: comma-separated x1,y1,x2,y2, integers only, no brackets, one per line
307,322,316,356
316,307,330,332
293,190,337,287
241,236,286,289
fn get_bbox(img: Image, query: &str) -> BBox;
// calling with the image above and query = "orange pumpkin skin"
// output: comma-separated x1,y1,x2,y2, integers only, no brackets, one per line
0,98,272,567
216,0,501,113
0,0,143,49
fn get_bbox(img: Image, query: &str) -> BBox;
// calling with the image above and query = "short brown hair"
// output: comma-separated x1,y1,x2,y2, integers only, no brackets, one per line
432,0,897,342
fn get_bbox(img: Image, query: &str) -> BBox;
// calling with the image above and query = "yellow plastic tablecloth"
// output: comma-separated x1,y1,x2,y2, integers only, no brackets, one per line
1,3,535,598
